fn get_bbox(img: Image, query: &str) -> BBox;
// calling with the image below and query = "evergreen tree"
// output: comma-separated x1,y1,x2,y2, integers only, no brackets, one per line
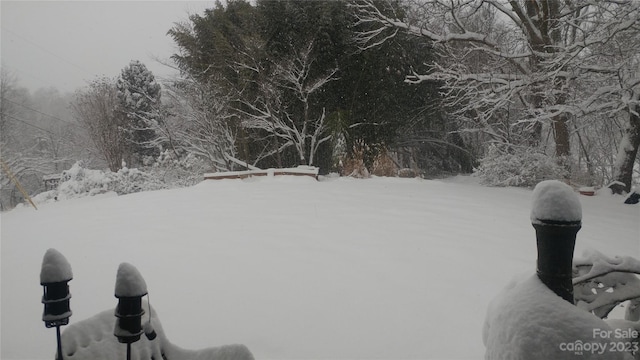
168,0,451,174
116,60,162,164
168,0,258,90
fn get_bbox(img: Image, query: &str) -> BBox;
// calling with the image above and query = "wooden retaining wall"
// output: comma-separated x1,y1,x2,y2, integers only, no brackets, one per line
204,167,319,181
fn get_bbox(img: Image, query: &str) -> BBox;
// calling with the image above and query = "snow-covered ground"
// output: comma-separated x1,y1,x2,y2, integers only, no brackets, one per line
1,175,638,359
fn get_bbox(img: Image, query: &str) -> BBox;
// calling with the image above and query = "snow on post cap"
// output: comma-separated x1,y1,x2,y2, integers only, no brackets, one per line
114,262,148,298
530,180,582,224
40,248,73,284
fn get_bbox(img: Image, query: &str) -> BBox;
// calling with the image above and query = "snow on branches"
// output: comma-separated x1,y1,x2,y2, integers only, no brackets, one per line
116,60,163,163
352,0,640,184
238,41,336,166
160,78,237,173
573,249,640,319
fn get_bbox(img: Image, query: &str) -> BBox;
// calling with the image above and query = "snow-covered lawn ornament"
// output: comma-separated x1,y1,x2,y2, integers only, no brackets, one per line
114,262,152,359
40,248,73,360
483,180,632,359
531,180,583,303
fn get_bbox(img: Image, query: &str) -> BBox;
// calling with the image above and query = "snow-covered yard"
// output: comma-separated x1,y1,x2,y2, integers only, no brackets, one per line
1,175,638,359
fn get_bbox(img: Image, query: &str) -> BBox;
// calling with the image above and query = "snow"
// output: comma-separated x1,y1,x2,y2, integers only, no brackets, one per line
40,248,73,284
483,275,630,359
60,306,254,360
1,176,638,359
573,249,640,316
530,180,582,224
114,262,148,298
574,249,640,284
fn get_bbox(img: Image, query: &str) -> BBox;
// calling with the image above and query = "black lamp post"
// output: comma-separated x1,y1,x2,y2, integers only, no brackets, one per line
533,219,581,303
40,249,73,360
531,180,582,304
114,262,148,360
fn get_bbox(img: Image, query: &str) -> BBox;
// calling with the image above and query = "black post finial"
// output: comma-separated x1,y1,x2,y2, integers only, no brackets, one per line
531,180,582,304
114,263,148,345
40,248,73,360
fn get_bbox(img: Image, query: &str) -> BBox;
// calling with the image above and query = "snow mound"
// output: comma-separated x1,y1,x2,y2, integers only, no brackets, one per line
55,161,166,201
40,248,73,284
483,275,629,359
530,180,582,224
115,263,148,297
61,307,254,360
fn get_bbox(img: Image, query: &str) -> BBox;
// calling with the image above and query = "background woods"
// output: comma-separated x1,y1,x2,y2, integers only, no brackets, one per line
2,0,639,209
353,0,640,190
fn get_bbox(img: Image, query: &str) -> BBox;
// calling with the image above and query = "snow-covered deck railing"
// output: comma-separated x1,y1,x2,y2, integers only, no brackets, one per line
204,166,319,180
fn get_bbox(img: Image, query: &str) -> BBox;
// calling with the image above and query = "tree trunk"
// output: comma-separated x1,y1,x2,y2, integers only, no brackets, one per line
553,114,571,158
612,104,640,194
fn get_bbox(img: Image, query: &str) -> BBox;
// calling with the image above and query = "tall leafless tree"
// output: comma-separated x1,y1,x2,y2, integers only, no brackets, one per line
158,78,238,172
353,0,640,182
71,78,128,172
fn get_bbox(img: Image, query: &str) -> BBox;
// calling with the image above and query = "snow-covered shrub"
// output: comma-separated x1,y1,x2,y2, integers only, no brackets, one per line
56,161,166,200
29,190,59,205
474,144,568,187
58,162,115,199
112,166,165,195
148,151,208,188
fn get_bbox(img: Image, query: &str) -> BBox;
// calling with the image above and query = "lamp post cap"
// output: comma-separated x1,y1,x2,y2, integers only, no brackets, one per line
530,180,582,225
115,262,148,298
40,248,73,284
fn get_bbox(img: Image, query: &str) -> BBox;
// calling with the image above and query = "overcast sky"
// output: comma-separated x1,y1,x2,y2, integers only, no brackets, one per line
1,1,214,93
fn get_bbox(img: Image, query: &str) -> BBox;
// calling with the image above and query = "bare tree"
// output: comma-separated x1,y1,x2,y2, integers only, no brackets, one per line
0,68,29,148
612,102,640,193
353,0,640,176
71,78,128,172
159,78,238,172
239,41,337,167
582,31,640,193
1,70,61,207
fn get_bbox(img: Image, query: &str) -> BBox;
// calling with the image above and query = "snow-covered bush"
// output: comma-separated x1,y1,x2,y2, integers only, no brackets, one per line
148,151,209,188
27,190,59,206
112,166,165,195
474,145,568,187
58,162,115,199
56,161,166,200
